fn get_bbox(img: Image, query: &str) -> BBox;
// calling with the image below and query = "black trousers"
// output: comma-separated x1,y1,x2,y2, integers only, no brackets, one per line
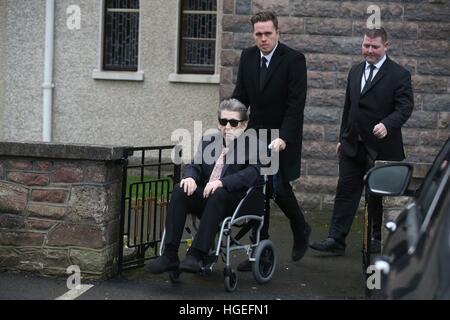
163,184,242,255
328,142,382,245
259,175,307,241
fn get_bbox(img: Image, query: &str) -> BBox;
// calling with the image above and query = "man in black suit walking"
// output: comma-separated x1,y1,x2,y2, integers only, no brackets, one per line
232,11,310,270
310,27,414,255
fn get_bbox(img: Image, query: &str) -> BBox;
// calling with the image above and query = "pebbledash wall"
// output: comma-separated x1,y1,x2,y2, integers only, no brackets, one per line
220,0,450,211
0,142,129,279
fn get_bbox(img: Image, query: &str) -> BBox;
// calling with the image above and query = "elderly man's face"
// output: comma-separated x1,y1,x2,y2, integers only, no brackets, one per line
218,110,247,144
253,20,279,55
362,35,389,65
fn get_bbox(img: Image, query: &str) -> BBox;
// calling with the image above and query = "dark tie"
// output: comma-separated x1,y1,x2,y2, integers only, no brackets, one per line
259,56,268,91
362,64,376,94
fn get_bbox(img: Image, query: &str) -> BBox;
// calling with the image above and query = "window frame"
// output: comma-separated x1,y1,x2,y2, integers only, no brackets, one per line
168,0,221,84
93,0,144,81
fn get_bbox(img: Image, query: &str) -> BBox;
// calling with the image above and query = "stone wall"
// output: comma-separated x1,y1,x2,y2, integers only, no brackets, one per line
0,141,130,280
220,0,450,211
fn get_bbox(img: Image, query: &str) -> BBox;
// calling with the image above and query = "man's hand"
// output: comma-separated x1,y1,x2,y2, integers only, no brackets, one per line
270,138,286,152
336,142,341,156
373,123,388,139
180,177,197,196
203,180,223,198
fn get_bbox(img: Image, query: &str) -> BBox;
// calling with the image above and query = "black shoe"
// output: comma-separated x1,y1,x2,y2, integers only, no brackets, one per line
179,255,203,274
292,223,311,262
309,237,345,256
237,259,252,272
370,238,381,254
144,255,179,274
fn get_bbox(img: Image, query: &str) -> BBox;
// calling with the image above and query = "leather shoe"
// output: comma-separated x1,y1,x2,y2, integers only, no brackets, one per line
370,238,381,254
237,259,252,272
292,223,311,261
179,254,203,274
144,255,179,274
309,237,345,256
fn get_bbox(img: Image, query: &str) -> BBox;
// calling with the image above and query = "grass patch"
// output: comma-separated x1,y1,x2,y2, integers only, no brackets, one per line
126,175,174,199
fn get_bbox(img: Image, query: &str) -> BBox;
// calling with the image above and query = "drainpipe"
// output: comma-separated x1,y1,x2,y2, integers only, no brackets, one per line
42,0,55,142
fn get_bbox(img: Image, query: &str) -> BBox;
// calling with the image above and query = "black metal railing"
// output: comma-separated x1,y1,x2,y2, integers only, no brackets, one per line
119,145,181,272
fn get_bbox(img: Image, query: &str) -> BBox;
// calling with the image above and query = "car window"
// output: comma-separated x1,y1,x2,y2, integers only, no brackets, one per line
415,138,450,229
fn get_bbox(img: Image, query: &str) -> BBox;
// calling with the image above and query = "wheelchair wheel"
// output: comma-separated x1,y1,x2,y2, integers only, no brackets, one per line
169,270,181,283
224,269,238,292
252,239,276,284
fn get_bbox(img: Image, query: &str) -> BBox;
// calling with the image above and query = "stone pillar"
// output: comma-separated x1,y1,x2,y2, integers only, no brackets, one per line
0,141,131,280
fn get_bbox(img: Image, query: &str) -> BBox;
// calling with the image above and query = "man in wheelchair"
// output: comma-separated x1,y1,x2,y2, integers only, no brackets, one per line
145,99,263,275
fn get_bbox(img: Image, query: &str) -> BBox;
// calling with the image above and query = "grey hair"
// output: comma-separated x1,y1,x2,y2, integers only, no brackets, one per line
218,99,249,121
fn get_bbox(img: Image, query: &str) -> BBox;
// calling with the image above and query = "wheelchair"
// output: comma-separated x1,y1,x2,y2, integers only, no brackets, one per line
159,179,276,292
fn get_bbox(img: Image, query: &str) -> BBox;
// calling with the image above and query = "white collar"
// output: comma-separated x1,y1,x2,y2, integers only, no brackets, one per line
260,42,279,64
365,54,387,70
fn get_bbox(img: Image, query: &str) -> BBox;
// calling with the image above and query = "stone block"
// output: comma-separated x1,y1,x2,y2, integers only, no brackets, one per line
308,89,345,108
220,67,233,85
307,71,336,89
0,214,25,229
34,161,52,172
16,248,43,272
405,3,450,22
438,112,450,129
304,106,341,125
305,53,354,72
31,189,69,204
0,181,28,213
0,231,45,246
324,125,340,143
222,15,252,33
69,247,115,274
7,172,49,186
51,166,83,183
67,186,108,224
252,0,290,15
220,84,234,100
291,0,342,18
0,162,4,179
303,124,324,141
422,94,450,112
278,17,304,34
8,160,32,170
418,22,450,40
298,175,338,193
418,58,450,77
403,40,450,58
221,32,234,49
221,49,241,67
47,223,104,249
223,0,234,14
302,141,338,160
413,76,448,94
307,159,339,177
236,0,251,15
306,18,352,36
353,21,418,40
28,203,66,219
41,248,70,269
25,218,56,231
85,165,107,183
283,34,361,55
0,247,20,268
404,111,438,129
342,2,403,20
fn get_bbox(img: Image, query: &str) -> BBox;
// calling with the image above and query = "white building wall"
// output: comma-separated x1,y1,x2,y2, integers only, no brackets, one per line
1,0,220,147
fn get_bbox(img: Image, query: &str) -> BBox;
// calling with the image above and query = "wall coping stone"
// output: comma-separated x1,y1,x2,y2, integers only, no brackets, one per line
0,141,134,161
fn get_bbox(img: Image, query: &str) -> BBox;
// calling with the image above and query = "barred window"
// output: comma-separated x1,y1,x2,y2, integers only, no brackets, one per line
103,0,140,71
179,0,217,74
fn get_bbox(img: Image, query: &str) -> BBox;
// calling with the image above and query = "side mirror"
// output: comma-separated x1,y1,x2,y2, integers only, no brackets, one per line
365,164,413,196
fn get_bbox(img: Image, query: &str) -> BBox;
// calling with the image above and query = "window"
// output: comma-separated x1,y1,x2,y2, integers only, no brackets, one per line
179,0,217,75
103,0,140,71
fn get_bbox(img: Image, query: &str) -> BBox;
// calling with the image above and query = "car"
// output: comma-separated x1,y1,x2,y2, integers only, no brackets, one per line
365,137,450,299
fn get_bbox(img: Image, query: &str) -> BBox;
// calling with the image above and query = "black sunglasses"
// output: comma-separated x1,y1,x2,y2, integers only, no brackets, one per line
218,118,244,127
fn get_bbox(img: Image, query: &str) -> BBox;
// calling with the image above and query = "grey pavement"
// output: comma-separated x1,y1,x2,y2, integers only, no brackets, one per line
0,207,377,300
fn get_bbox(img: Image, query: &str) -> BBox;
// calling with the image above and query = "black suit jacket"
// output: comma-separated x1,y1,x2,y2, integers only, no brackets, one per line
232,42,307,181
340,56,414,161
183,133,262,194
